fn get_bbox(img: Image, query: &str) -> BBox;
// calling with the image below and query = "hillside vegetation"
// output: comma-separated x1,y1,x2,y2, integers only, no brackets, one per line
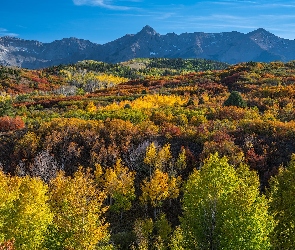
1,59,295,249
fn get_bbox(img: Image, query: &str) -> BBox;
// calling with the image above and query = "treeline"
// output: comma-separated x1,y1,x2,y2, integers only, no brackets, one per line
0,151,294,249
58,58,229,80
143,58,229,72
0,58,228,95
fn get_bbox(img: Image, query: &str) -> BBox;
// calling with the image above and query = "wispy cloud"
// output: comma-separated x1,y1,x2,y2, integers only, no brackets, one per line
72,0,136,10
152,12,175,20
0,28,18,37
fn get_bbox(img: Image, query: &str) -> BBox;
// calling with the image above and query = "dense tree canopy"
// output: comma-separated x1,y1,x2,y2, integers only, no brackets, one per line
0,59,295,248
181,153,274,250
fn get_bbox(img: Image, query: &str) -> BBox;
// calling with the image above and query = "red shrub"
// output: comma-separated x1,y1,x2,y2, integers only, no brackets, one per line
0,116,25,132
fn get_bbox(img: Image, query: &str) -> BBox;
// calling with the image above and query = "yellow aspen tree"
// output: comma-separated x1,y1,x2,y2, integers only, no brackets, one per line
6,176,53,250
0,171,19,244
168,175,182,200
140,169,169,208
0,172,52,250
140,169,181,218
144,142,172,175
85,101,97,113
144,142,157,176
156,143,172,171
46,167,112,250
94,163,104,186
103,159,135,212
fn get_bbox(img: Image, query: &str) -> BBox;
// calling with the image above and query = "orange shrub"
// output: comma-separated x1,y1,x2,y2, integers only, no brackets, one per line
0,116,25,132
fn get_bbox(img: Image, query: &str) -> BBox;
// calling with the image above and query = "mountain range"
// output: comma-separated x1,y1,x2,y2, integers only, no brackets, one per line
1,25,294,69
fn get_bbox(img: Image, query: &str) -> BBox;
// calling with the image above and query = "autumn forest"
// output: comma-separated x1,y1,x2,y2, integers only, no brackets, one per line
1,58,295,249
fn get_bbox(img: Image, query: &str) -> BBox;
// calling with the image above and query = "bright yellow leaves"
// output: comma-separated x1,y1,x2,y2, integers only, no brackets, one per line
140,169,181,208
140,169,170,207
157,144,172,171
10,176,53,250
144,142,158,168
0,166,114,249
102,159,135,212
132,95,188,110
86,101,97,113
144,142,172,174
101,94,188,112
60,69,128,92
48,168,111,250
140,142,182,210
0,172,52,250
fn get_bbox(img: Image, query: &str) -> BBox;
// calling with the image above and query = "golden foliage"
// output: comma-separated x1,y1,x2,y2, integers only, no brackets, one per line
103,159,135,211
140,169,181,208
48,167,111,250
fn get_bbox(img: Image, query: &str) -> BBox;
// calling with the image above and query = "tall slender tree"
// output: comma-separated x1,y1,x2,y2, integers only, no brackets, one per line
46,167,112,250
269,154,295,249
181,153,273,250
0,172,52,250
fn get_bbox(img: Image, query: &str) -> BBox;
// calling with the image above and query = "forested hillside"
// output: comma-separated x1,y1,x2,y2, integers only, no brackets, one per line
1,59,295,249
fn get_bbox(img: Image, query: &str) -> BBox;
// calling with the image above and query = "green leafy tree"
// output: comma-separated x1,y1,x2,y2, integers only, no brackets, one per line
181,153,274,250
153,213,172,250
133,218,154,250
169,226,185,250
0,94,13,116
223,91,247,108
269,154,295,249
133,214,172,250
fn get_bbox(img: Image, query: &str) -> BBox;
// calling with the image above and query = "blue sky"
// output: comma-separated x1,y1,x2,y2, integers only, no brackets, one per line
1,0,295,44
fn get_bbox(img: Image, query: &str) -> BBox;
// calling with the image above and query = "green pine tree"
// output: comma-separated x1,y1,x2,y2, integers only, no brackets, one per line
223,91,247,108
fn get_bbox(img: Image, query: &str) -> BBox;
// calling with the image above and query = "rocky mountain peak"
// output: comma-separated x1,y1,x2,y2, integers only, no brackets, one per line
1,26,295,69
250,28,270,34
138,25,158,36
247,28,281,50
248,28,278,40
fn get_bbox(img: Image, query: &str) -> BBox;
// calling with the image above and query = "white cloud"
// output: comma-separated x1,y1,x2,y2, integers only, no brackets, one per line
0,28,18,37
72,0,133,10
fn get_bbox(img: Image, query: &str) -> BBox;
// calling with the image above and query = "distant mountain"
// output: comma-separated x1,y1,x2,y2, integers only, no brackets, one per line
1,25,294,69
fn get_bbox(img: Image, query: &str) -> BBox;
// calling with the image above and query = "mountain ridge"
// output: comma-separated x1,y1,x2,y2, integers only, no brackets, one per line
0,26,294,69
